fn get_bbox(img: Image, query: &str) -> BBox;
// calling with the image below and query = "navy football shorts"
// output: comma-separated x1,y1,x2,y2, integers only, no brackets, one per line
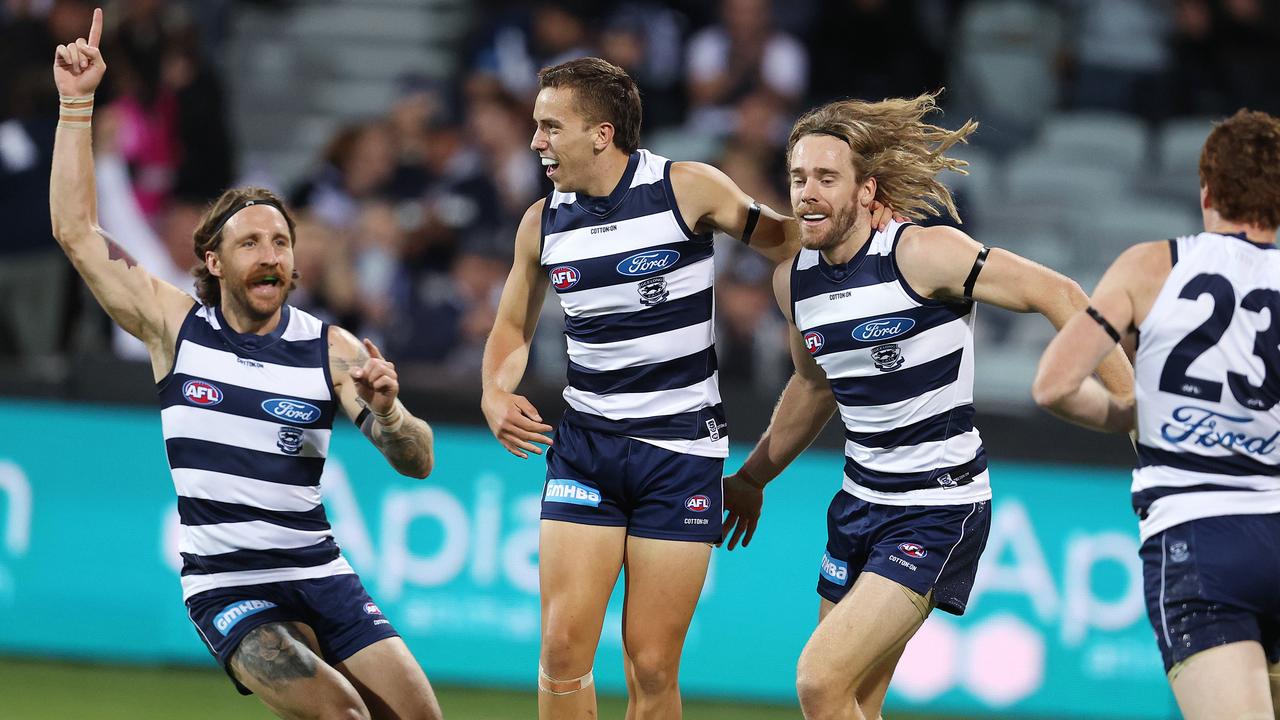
541,420,724,542
817,491,991,615
186,572,400,694
1140,513,1280,673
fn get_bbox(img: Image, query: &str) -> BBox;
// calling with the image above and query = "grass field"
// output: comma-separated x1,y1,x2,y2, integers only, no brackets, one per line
0,656,969,719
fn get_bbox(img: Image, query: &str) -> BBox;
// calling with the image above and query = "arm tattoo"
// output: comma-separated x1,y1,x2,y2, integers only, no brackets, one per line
230,623,318,690
362,410,434,478
330,346,370,376
101,230,139,269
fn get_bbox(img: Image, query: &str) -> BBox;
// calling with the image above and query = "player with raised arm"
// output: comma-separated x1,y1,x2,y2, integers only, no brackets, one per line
1034,109,1280,720
719,94,1133,720
480,57,893,719
50,9,442,719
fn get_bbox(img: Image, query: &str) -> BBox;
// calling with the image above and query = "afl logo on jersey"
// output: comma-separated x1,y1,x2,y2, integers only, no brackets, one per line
685,495,711,512
852,317,915,342
617,249,680,277
183,380,223,406
898,542,927,559
804,331,824,354
363,602,382,615
262,398,321,425
550,266,580,290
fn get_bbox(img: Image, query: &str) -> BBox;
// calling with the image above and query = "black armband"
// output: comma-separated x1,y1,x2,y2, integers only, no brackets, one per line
962,246,989,300
354,407,371,429
740,201,761,245
1085,306,1122,343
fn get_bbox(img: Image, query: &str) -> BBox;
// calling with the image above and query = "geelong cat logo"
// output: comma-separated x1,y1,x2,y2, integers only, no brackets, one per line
617,249,679,277
182,380,223,406
852,317,915,342
261,398,321,425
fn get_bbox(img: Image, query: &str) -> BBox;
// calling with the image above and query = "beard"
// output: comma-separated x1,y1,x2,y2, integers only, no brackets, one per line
797,201,860,253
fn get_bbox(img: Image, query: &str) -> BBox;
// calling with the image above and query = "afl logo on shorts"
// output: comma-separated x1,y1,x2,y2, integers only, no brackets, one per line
550,266,580,290
183,380,223,406
363,602,382,615
803,331,824,354
898,542,927,559
685,495,711,512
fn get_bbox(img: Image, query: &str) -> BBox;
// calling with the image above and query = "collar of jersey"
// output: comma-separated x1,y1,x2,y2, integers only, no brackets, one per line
1217,230,1278,249
214,303,292,353
817,226,876,284
576,151,640,217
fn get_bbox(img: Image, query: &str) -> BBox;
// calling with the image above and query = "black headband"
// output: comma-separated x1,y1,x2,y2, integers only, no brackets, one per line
208,198,289,245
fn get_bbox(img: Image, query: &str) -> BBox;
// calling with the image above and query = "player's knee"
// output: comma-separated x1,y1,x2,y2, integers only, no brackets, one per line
628,649,678,696
796,657,853,718
538,632,591,679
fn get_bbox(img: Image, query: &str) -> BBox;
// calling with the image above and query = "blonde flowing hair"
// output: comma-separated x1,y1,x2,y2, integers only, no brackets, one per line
786,91,977,223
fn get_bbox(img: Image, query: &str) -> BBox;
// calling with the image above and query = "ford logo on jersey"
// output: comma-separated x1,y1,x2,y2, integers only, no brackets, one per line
182,380,223,406
851,317,916,342
261,398,321,425
617,249,680,277
549,265,580,290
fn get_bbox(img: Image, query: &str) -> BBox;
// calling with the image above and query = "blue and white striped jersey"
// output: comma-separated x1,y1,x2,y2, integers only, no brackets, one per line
159,304,351,600
791,220,989,505
541,149,726,458
1133,232,1280,540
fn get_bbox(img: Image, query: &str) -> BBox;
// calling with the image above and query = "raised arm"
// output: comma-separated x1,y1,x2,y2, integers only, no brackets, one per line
480,199,555,459
1033,242,1169,432
721,260,838,549
896,225,1134,402
331,329,434,478
49,8,193,372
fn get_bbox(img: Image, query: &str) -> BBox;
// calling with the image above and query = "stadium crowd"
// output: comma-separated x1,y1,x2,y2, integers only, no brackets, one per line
3,0,1278,390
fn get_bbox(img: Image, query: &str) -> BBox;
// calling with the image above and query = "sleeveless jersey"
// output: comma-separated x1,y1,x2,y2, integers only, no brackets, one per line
159,304,351,600
1132,232,1280,541
541,149,726,458
791,220,990,505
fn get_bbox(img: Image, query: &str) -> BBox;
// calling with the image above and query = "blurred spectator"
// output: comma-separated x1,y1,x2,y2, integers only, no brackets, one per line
598,2,688,130
466,93,545,228
715,243,788,388
469,1,596,101
685,0,808,136
1062,0,1175,120
290,211,361,331
1170,0,1280,116
0,0,85,363
292,121,397,230
808,0,949,105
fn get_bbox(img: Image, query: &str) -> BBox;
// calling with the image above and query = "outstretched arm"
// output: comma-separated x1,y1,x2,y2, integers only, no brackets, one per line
480,200,554,459
1033,242,1167,432
897,224,1135,406
722,261,837,549
668,161,899,266
49,8,193,370
331,329,434,478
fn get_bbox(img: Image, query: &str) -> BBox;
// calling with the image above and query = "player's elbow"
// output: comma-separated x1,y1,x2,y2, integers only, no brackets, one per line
1031,371,1072,412
405,450,434,480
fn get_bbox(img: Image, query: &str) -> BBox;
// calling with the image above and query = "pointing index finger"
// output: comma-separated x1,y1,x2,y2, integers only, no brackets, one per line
362,338,384,361
88,8,102,48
